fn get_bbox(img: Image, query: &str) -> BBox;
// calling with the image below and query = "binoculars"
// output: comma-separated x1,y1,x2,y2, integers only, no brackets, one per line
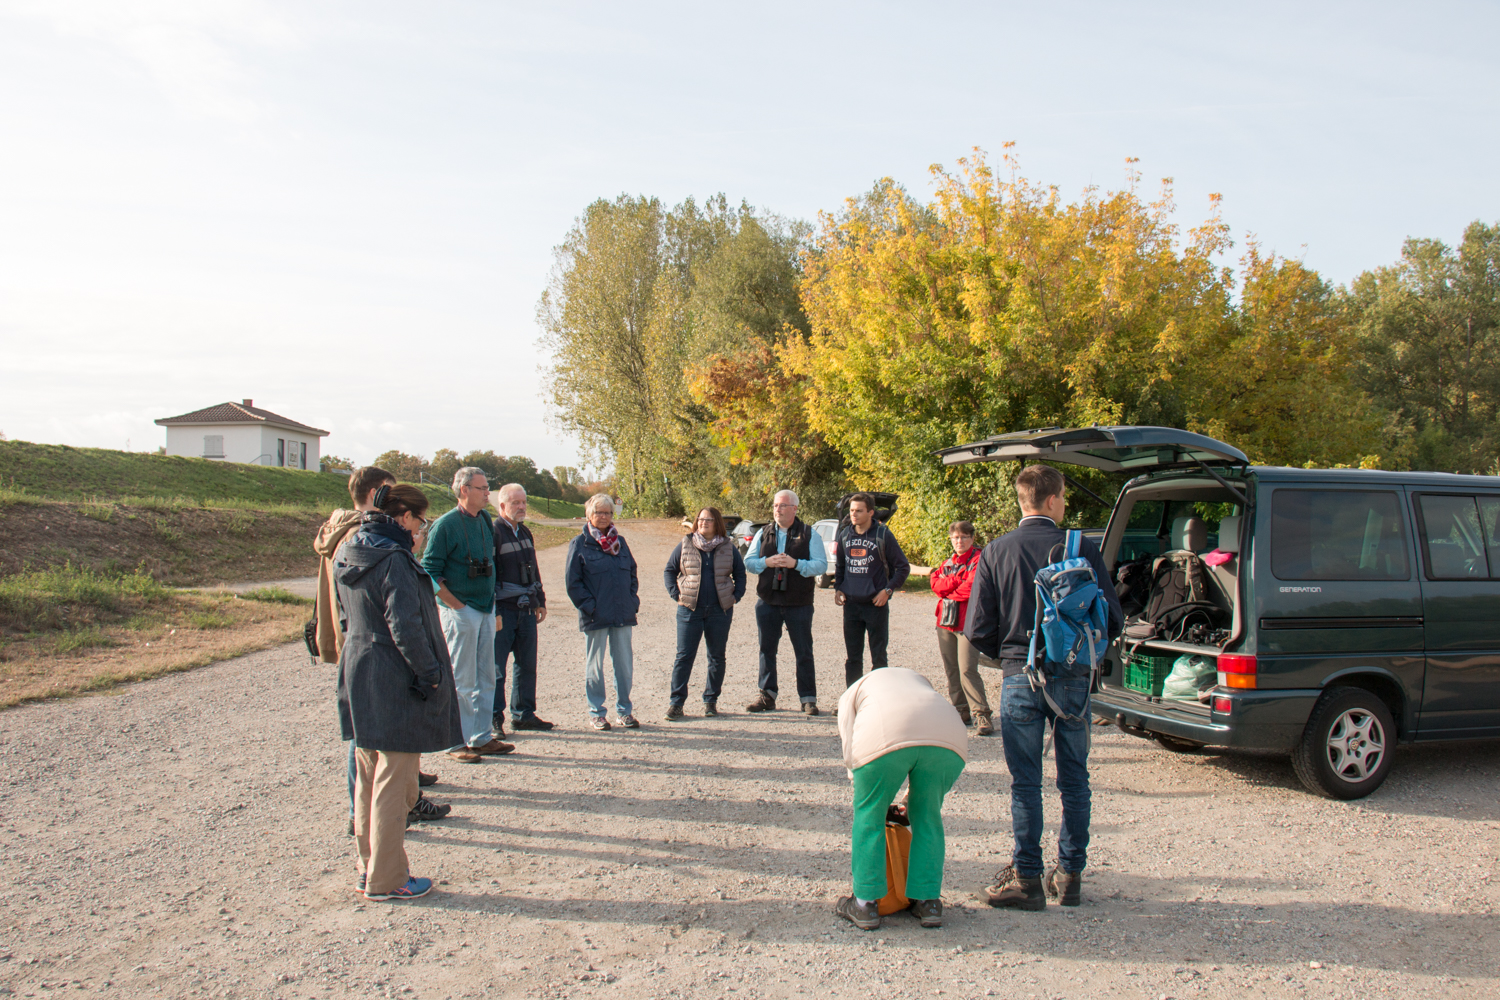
466,557,492,579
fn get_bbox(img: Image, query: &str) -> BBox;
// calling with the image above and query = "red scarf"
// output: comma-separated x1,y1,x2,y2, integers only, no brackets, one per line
589,523,621,556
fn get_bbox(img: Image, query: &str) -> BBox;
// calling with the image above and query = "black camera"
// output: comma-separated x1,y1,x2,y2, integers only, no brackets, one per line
467,556,492,579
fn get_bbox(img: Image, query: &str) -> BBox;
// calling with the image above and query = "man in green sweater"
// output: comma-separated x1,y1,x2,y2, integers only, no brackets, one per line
420,467,512,763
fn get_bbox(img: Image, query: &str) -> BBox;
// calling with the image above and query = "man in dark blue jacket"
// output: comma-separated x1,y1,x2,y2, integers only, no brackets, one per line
966,465,1122,911
834,493,911,687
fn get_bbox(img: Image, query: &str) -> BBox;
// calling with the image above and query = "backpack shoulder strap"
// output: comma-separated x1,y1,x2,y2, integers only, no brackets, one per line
1066,529,1081,560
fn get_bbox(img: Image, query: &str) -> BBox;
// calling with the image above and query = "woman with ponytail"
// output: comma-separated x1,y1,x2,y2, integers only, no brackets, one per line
335,484,463,900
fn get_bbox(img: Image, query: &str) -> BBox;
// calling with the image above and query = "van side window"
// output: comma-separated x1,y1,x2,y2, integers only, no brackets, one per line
1418,495,1490,579
1271,490,1410,581
1479,498,1500,576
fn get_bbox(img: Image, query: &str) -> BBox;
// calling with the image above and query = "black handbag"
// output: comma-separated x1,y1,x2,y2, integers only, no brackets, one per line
938,598,962,628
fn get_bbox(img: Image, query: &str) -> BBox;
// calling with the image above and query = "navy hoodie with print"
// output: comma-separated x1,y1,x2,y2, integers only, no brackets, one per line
834,523,911,603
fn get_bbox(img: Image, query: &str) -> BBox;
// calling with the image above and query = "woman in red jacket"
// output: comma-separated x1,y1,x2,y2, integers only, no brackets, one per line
930,520,992,735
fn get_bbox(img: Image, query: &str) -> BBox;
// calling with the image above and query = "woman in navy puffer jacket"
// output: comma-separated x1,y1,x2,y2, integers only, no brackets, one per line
564,493,640,731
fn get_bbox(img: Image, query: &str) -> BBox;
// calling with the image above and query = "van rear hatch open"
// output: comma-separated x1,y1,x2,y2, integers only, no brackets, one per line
936,425,1247,472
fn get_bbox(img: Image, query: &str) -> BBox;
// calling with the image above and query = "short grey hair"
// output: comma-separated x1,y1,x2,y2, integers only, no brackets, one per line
773,489,800,506
453,467,488,492
585,493,615,516
497,483,526,504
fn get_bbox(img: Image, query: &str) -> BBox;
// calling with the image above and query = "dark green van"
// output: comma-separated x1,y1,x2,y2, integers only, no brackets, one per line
938,426,1500,799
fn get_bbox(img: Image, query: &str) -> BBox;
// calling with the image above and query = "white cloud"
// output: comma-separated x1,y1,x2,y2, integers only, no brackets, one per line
1,0,296,123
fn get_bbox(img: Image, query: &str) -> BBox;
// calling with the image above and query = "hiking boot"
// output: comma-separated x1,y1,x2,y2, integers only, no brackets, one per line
474,739,515,756
590,716,611,731
512,715,555,731
958,707,972,726
703,701,719,717
803,702,820,717
491,714,507,737
834,895,880,931
619,715,639,729
981,865,1046,910
746,693,776,713
1045,865,1082,906
974,712,994,737
408,794,451,822
907,898,943,928
418,771,438,787
664,704,685,721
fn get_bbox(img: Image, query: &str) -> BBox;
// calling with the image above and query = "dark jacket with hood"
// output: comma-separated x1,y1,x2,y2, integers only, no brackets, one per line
335,514,464,753
564,528,640,631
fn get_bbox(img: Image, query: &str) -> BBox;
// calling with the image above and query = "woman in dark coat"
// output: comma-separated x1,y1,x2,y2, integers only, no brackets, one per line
336,484,463,901
662,507,746,720
564,493,640,731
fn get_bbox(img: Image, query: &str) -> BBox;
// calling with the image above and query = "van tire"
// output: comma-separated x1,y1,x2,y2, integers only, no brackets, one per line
1292,686,1395,800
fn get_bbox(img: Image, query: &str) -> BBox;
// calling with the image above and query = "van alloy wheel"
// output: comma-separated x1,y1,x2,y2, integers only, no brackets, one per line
1291,686,1397,800
1324,707,1386,781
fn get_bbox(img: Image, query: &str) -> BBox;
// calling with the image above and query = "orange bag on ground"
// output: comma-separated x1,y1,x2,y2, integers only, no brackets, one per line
877,821,912,915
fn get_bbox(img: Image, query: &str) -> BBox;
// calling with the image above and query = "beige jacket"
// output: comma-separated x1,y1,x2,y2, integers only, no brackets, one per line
837,667,968,772
313,509,364,663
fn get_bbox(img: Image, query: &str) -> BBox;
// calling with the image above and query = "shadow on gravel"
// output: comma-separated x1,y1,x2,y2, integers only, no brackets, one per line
428,787,853,832
494,753,848,785
393,887,1499,978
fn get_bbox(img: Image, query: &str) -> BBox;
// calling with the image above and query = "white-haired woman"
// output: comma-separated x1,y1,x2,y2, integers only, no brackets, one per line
564,494,640,730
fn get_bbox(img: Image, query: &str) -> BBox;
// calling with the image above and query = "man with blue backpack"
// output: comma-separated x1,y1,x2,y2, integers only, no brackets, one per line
965,465,1122,910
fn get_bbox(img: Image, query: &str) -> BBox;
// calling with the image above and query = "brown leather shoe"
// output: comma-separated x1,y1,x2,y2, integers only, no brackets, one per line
746,693,776,713
447,748,482,764
474,739,515,756
958,707,973,726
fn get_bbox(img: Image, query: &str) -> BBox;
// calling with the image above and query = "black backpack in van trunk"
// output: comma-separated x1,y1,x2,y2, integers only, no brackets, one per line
1125,550,1224,645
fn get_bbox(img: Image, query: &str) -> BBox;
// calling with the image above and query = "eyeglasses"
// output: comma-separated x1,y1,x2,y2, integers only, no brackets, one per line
695,517,716,524
772,503,797,509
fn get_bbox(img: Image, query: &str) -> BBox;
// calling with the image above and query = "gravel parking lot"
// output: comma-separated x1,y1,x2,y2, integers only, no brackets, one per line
3,519,1497,999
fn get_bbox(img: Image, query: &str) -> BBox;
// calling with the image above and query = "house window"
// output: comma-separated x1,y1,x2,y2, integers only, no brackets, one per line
203,435,224,458
299,442,307,470
277,439,285,466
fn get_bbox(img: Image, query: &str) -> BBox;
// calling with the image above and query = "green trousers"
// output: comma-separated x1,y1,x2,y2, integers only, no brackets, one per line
851,745,966,901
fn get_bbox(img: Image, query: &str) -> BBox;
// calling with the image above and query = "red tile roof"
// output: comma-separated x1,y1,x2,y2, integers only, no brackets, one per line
154,401,328,436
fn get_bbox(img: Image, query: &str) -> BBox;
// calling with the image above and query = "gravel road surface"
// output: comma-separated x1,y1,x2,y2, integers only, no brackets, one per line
3,520,1497,999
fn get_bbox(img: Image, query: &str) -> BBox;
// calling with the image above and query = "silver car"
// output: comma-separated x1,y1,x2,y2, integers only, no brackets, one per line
812,518,839,588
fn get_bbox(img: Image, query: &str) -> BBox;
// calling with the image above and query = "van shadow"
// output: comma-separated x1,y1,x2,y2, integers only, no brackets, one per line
432,786,852,834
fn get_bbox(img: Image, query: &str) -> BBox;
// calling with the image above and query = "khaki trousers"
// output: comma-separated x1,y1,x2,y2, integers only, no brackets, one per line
935,627,990,715
353,748,420,894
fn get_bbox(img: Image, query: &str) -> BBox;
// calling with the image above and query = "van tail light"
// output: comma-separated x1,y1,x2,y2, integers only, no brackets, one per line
1212,695,1233,714
1218,653,1257,690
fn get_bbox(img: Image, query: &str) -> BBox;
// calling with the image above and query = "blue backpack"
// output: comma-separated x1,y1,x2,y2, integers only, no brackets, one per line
1024,530,1111,721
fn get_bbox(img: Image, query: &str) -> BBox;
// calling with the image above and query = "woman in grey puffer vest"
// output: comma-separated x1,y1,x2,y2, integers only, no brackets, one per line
662,507,746,720
336,484,462,901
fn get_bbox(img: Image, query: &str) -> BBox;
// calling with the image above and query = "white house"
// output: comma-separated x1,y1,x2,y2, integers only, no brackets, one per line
155,399,329,469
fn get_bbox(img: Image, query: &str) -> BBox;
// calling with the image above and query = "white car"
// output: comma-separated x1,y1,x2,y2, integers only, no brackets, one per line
812,518,839,588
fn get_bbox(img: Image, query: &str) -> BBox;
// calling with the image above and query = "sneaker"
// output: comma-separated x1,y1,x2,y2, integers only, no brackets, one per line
803,702,820,717
974,712,994,737
365,876,433,902
1045,865,1082,906
347,818,355,837
512,715,555,731
834,895,880,931
418,771,438,787
702,701,719,717
619,715,639,729
408,794,451,822
908,898,943,928
447,748,482,764
664,704,685,721
355,872,365,894
491,714,507,737
981,865,1045,911
474,739,515,756
591,716,611,731
746,693,776,713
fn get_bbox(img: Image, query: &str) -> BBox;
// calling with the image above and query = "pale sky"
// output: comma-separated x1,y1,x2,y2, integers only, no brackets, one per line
2,1,1496,472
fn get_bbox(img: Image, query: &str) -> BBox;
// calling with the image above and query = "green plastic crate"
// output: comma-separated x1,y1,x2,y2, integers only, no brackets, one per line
1122,652,1175,696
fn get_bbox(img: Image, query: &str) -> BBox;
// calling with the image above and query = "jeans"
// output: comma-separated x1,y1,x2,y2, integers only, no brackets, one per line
669,603,733,706
492,605,540,721
438,603,497,751
1000,672,1092,876
851,746,965,901
842,600,890,686
584,626,634,718
754,600,817,703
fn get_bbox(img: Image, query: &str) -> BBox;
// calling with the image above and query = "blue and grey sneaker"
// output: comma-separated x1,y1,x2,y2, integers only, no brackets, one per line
365,876,433,902
355,872,366,894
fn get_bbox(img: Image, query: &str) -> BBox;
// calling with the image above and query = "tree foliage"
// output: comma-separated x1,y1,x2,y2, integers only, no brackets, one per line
369,449,569,499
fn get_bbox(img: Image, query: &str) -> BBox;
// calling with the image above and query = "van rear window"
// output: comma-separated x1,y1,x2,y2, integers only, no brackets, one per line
1271,490,1410,581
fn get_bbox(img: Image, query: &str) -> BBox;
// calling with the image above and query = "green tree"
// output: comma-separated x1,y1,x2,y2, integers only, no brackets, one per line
1349,221,1500,473
370,450,428,483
